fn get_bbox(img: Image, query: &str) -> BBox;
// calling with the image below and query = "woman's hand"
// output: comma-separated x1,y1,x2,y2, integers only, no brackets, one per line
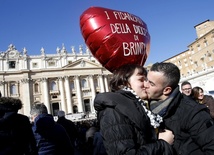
158,129,174,145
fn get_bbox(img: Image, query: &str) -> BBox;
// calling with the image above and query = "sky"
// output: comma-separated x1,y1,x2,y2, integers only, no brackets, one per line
0,0,214,65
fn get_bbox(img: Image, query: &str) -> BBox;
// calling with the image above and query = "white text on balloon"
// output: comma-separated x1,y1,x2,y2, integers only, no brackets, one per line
123,42,146,56
110,23,131,34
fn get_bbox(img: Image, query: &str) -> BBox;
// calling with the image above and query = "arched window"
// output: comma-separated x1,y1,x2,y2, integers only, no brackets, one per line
51,81,57,91
70,80,75,90
81,79,87,88
10,84,16,95
34,83,39,93
94,78,99,88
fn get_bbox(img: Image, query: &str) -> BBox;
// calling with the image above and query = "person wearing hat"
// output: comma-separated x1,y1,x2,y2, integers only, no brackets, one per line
0,97,37,155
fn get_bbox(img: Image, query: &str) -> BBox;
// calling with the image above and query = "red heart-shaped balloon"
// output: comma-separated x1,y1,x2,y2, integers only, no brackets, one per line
80,6,150,72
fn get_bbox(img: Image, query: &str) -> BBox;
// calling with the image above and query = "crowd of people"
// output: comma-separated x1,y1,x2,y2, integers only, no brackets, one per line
181,80,214,119
1,62,214,155
0,97,105,155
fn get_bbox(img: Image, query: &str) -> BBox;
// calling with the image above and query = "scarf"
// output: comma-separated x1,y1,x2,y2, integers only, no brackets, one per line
123,87,163,128
151,87,180,116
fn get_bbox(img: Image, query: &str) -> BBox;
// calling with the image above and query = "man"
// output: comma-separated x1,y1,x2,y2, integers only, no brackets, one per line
144,62,214,155
0,97,37,155
57,110,78,147
181,81,192,96
30,103,74,155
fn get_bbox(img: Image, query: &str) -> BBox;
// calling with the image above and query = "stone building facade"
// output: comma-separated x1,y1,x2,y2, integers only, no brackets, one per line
164,19,214,95
0,44,112,117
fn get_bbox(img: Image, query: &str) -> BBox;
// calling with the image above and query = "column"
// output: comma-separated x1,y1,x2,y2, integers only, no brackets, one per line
98,74,105,93
4,82,8,97
0,81,5,97
20,78,31,116
89,75,96,113
74,76,83,112
41,78,51,113
58,77,67,113
64,76,73,113
104,75,109,92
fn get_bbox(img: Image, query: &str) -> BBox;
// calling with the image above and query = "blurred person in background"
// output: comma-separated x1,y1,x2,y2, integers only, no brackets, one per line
30,103,74,155
192,86,214,119
57,110,80,154
0,97,37,155
181,81,192,96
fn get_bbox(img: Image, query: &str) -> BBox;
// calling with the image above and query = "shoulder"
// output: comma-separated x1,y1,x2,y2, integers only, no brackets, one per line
94,91,134,111
16,113,30,120
204,95,214,101
95,90,133,101
95,91,121,99
179,95,208,114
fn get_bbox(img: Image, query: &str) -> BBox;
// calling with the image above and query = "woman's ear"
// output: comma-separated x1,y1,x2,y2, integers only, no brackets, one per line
163,86,172,95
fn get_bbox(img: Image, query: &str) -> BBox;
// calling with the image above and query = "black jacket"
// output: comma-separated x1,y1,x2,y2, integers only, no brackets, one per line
161,91,214,155
94,90,173,155
57,116,78,146
0,112,37,155
32,114,74,155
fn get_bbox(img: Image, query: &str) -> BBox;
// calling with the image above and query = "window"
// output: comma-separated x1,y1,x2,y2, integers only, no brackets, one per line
70,81,75,90
197,44,201,51
81,79,87,88
50,81,57,91
48,61,56,67
191,48,195,54
94,78,99,88
204,40,208,47
9,61,16,69
10,84,16,95
32,62,38,68
34,83,39,93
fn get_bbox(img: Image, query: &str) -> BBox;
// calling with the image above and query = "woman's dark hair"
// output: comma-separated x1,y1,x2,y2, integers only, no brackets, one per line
110,64,147,92
192,86,203,102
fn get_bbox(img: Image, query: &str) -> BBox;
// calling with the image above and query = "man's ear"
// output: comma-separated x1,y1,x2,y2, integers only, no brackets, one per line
163,86,172,95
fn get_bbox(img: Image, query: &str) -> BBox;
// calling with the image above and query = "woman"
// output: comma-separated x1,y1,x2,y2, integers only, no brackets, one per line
94,64,174,155
192,86,214,118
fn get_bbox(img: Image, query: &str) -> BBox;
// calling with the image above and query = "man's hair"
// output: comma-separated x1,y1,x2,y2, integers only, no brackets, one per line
110,64,147,92
30,102,48,115
181,81,191,87
150,62,180,90
0,97,22,112
58,110,65,117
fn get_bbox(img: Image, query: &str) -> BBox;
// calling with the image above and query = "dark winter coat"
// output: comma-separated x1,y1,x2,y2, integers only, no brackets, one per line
161,92,214,155
32,114,74,155
0,98,37,155
57,116,78,146
94,90,174,155
0,112,37,155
